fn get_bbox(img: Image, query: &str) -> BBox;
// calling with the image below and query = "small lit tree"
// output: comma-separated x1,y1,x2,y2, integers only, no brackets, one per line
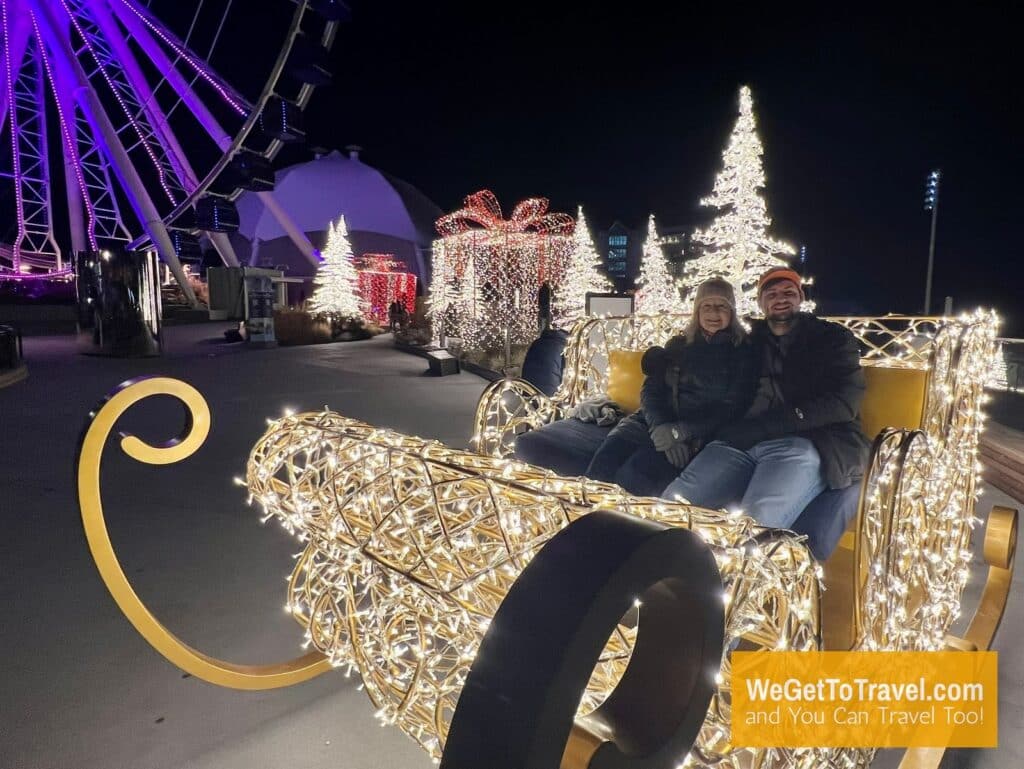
989,341,1010,391
310,215,362,319
635,214,682,315
682,85,798,316
551,206,611,327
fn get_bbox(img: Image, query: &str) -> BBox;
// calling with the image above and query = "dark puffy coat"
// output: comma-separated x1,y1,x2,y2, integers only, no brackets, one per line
715,313,870,490
639,330,757,442
521,328,568,396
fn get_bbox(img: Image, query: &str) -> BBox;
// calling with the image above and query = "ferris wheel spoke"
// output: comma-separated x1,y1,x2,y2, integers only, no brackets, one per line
70,94,133,245
33,9,97,253
30,0,198,303
84,0,204,197
119,0,327,269
109,0,250,116
57,0,189,208
5,8,61,270
0,2,32,140
1,2,31,271
99,1,246,267
109,0,235,153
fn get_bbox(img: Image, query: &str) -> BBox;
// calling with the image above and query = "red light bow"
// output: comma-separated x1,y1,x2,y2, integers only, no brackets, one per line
435,190,574,237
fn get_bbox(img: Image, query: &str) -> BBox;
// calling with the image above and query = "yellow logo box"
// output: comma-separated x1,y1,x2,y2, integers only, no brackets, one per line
731,651,998,748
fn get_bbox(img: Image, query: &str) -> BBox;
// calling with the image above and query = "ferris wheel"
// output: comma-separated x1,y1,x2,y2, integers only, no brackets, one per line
0,0,345,303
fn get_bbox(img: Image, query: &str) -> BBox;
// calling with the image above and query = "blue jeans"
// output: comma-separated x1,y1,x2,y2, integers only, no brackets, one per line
586,413,679,497
662,437,826,529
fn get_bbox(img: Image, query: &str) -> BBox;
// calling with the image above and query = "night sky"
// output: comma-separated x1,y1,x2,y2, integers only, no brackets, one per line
298,2,1021,333
5,2,1020,332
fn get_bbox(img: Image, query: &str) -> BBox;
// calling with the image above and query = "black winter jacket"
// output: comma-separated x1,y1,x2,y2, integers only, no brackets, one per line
715,314,870,490
639,330,757,442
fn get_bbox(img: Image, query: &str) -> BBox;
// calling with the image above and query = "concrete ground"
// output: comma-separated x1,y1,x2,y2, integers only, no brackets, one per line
1,326,1021,769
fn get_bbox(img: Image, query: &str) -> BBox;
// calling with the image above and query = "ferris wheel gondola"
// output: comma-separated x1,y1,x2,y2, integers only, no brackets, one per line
0,0,345,304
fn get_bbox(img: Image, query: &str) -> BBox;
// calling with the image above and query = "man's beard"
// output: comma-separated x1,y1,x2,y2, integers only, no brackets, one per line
767,307,797,324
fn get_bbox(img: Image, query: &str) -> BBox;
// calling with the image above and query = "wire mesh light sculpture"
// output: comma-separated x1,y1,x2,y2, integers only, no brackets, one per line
428,190,574,350
75,312,1012,769
470,309,1002,769
247,409,821,763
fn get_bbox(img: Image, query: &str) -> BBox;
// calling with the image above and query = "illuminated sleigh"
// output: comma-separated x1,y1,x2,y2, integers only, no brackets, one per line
469,312,1018,761
77,312,1017,769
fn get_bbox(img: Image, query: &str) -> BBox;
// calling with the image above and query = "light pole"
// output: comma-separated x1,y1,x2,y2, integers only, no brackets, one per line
923,169,941,314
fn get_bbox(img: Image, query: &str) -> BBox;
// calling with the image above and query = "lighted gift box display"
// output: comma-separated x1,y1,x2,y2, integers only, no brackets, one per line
428,190,574,350
355,254,416,325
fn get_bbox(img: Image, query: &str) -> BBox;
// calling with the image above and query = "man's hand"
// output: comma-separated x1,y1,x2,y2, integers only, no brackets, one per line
650,422,686,452
665,444,692,468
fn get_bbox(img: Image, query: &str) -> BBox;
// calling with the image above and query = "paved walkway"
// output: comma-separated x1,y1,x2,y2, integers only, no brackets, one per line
0,326,1020,769
0,328,481,769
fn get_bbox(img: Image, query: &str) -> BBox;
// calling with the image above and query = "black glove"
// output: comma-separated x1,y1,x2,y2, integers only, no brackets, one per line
650,422,687,452
664,443,693,468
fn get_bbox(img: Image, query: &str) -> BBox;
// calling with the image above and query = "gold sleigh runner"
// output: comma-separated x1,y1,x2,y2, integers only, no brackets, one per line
77,377,332,689
76,312,1018,769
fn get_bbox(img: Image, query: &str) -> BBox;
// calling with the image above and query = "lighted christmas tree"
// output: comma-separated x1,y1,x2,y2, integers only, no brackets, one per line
682,85,797,317
551,206,611,327
310,215,362,318
989,341,1009,391
635,214,682,315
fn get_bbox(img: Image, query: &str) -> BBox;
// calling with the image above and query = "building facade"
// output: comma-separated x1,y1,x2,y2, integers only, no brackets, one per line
597,220,689,290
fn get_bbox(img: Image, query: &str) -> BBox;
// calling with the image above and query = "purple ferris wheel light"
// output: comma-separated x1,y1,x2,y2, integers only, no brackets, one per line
2,0,337,300
0,0,256,283
0,267,75,281
110,0,248,117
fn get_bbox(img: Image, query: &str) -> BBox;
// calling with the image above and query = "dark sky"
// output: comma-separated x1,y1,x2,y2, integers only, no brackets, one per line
5,2,1018,332
295,2,1021,333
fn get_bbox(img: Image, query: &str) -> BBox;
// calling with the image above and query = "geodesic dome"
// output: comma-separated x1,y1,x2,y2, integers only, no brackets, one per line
232,149,442,282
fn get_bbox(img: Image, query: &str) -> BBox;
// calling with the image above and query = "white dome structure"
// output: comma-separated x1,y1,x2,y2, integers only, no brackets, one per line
231,149,442,281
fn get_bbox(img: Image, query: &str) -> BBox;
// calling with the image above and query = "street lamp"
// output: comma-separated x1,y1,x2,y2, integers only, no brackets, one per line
923,169,941,314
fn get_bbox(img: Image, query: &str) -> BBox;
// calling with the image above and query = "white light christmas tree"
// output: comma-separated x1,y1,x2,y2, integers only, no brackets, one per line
310,215,362,319
551,206,611,327
635,214,683,315
988,341,1010,391
681,85,800,317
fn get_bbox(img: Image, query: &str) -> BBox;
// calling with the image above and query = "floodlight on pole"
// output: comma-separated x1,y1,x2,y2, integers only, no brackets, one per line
923,169,941,314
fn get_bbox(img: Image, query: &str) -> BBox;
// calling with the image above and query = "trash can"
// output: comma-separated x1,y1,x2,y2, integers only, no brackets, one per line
0,323,27,387
77,250,163,357
0,324,22,369
244,270,277,347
